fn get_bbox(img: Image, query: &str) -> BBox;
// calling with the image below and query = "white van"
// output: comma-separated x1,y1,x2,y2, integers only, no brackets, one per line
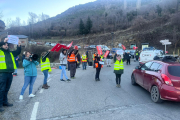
139,50,163,65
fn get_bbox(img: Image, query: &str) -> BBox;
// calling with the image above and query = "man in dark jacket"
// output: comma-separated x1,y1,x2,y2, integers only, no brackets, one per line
77,53,81,68
0,38,21,112
126,52,131,65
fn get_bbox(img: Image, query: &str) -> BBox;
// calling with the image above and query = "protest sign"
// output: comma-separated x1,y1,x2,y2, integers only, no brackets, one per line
8,35,19,45
96,46,102,55
117,50,124,55
104,50,110,58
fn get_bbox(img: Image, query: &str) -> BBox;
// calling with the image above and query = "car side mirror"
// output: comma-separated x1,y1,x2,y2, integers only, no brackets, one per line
135,66,140,69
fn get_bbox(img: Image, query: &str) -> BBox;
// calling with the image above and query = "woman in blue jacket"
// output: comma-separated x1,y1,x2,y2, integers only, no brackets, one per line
19,51,39,100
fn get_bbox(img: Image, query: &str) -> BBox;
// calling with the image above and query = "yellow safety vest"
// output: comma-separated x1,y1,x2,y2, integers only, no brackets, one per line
0,50,17,69
82,55,87,62
114,59,124,70
40,57,52,72
136,53,139,55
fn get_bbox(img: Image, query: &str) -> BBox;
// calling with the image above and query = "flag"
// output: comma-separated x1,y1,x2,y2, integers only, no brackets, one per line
67,41,73,48
122,45,126,50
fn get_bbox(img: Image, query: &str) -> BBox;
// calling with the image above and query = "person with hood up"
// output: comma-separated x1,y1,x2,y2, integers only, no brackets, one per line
59,49,71,82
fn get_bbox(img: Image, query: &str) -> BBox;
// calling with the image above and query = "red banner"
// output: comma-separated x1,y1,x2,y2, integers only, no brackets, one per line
96,46,102,55
51,43,61,52
104,50,110,58
122,45,126,50
51,43,71,52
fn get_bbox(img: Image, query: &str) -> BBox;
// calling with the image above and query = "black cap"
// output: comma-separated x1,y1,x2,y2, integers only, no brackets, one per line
0,42,5,47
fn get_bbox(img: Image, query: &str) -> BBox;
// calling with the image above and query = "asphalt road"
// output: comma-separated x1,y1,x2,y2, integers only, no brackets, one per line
1,60,180,120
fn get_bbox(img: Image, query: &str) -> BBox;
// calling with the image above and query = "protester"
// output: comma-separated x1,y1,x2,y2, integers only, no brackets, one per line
126,52,131,65
0,38,21,112
114,54,124,88
135,50,139,61
68,49,78,79
81,52,88,70
77,53,81,68
94,54,103,81
13,56,20,76
106,50,112,67
59,49,71,82
19,51,39,100
93,52,97,68
40,50,52,89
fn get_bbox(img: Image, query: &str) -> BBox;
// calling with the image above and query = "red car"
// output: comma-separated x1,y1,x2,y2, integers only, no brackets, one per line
131,60,180,103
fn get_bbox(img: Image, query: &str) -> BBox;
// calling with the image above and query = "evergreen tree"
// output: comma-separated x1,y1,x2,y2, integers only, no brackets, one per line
79,18,85,35
85,16,93,34
156,5,162,16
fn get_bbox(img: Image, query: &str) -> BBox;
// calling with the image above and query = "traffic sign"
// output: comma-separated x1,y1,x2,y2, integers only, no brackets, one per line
160,39,169,43
162,42,171,45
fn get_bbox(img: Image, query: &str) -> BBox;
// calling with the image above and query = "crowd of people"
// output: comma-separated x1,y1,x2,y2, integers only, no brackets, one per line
0,37,140,112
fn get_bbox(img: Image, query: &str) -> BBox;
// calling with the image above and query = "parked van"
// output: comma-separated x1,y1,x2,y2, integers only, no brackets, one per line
97,45,110,51
139,50,163,65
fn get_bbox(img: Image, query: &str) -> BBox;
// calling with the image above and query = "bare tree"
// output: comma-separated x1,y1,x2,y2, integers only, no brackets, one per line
16,17,21,26
28,12,38,24
0,10,3,20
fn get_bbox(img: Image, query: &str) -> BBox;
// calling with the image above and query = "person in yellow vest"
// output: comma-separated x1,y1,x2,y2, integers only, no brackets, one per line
94,54,103,81
0,38,21,112
40,50,52,89
81,52,88,70
114,54,124,88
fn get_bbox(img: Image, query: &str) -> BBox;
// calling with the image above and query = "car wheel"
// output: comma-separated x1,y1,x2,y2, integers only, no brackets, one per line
131,74,137,85
151,86,163,103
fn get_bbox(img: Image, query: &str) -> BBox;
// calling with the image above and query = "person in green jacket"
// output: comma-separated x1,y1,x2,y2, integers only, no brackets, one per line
114,54,124,88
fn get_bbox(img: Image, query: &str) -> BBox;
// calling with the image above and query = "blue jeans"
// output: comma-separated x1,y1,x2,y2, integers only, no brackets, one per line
20,76,37,95
43,70,48,84
14,69,17,73
82,62,87,70
60,65,68,80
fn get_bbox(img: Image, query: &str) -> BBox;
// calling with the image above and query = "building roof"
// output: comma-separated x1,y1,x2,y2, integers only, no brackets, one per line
0,32,7,36
13,35,28,39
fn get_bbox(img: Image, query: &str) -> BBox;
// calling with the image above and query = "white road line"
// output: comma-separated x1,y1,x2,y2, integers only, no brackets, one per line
30,102,39,120
39,89,44,93
47,78,51,83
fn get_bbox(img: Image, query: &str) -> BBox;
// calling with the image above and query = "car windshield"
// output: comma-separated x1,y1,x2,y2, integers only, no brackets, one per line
168,66,180,77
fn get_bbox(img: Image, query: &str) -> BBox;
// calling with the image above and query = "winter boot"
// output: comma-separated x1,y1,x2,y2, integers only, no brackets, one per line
42,84,48,89
45,84,50,88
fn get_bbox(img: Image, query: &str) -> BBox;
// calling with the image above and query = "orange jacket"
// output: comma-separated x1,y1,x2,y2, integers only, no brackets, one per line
93,54,96,61
68,54,77,62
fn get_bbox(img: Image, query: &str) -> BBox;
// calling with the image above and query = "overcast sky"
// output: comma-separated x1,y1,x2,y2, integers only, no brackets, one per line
0,0,96,23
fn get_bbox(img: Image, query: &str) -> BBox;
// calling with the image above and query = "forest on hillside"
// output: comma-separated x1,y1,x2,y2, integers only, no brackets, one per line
2,0,180,45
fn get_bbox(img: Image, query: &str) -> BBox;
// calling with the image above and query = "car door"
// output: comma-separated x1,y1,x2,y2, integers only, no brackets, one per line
135,62,153,86
143,62,162,90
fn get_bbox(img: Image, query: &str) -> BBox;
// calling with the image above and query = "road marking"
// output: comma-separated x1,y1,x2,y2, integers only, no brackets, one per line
39,89,44,93
47,79,51,83
30,102,39,120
